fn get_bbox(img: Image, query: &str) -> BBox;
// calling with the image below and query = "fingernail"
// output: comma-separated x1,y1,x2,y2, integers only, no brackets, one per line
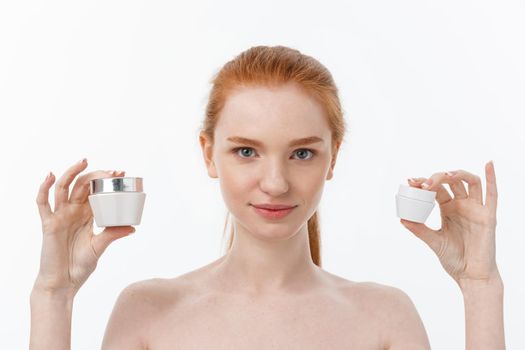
446,171,457,176
77,158,87,165
45,171,52,180
421,182,429,189
408,178,417,182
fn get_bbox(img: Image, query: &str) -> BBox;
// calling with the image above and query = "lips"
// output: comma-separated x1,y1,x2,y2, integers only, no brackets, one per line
251,203,297,210
252,205,296,219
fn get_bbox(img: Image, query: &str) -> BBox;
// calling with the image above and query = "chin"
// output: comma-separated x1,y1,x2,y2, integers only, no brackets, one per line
238,217,304,242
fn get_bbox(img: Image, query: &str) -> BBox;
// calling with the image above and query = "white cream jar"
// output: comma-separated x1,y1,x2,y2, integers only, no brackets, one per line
88,177,146,227
395,184,436,223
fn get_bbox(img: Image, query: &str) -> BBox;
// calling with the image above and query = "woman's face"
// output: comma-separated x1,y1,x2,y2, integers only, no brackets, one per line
200,82,339,240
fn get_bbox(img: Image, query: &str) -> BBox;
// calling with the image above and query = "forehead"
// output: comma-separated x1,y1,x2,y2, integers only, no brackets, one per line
215,83,330,141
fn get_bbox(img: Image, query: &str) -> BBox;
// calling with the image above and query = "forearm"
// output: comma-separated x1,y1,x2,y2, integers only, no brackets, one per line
459,275,505,350
29,286,76,350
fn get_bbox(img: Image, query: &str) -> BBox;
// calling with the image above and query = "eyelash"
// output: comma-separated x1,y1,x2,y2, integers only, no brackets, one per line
231,147,317,161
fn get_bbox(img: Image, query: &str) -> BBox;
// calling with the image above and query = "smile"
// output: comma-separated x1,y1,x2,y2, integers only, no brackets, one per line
251,205,296,219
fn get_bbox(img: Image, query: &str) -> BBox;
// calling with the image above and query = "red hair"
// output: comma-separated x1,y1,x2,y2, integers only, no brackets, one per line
199,45,347,267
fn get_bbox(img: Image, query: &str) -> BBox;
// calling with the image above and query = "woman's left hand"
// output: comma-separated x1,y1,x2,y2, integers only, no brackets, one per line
400,161,501,287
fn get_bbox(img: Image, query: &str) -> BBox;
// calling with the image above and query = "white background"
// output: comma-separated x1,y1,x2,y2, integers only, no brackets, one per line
1,0,524,348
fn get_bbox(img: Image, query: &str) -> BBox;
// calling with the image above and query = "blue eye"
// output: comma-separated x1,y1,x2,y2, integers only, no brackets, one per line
232,147,316,160
294,149,314,160
236,147,255,158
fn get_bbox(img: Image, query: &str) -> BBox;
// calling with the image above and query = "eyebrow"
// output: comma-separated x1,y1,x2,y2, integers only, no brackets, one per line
226,136,324,147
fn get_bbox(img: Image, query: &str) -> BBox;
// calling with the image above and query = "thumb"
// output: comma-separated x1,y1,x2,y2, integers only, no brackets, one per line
400,219,441,254
92,226,135,258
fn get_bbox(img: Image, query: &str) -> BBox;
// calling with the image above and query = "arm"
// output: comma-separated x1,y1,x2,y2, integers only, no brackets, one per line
459,274,505,349
400,161,505,349
30,161,134,349
29,284,76,350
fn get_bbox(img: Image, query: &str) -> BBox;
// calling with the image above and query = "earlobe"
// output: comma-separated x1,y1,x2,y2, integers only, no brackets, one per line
326,142,341,180
326,166,334,180
326,157,336,180
326,144,340,180
208,161,218,178
199,133,219,179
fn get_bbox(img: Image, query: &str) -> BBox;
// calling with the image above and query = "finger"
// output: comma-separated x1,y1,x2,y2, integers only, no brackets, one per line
446,169,483,205
445,176,469,200
408,177,452,204
91,226,136,258
70,170,125,204
54,158,89,212
485,160,498,213
423,172,468,200
400,219,442,254
36,171,55,221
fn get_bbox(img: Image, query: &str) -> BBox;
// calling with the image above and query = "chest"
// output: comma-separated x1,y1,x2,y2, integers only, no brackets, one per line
146,293,385,350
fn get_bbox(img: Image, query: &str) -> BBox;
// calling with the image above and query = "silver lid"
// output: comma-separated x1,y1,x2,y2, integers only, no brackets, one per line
90,177,143,194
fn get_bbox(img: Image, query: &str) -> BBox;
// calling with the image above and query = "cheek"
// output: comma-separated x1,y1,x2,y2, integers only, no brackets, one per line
217,165,254,205
296,172,326,201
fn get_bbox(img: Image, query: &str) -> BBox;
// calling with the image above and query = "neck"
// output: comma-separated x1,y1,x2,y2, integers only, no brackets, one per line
210,220,322,296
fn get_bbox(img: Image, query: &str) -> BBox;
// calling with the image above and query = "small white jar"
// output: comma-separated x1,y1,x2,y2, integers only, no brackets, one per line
88,177,146,227
395,184,436,223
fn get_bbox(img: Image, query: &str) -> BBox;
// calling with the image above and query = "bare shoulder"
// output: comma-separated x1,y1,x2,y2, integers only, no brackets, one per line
321,271,430,350
352,281,431,350
101,260,225,349
352,280,417,308
321,270,410,302
323,274,410,312
114,278,184,310
101,277,188,349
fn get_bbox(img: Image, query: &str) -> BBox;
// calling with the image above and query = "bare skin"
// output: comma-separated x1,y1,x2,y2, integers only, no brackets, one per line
103,82,430,349
32,82,503,349
102,258,430,349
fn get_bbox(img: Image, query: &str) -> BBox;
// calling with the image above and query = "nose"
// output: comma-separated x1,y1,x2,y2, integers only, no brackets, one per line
258,160,290,196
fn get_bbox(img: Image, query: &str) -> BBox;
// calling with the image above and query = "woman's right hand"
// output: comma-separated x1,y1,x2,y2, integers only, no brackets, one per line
33,158,136,296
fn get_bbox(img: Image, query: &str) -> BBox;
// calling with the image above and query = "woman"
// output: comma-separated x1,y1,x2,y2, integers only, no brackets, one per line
30,45,505,349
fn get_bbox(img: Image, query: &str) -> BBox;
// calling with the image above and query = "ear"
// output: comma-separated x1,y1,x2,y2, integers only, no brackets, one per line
199,132,218,178
326,141,341,181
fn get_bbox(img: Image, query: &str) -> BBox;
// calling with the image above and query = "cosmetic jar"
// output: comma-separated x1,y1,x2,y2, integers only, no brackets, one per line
395,184,436,223
88,177,146,227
